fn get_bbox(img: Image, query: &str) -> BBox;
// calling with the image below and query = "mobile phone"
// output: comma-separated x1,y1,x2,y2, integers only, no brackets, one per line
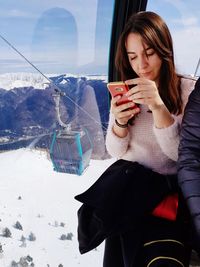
107,81,133,106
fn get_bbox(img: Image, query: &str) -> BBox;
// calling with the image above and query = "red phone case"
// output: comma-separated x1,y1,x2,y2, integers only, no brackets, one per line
107,81,132,106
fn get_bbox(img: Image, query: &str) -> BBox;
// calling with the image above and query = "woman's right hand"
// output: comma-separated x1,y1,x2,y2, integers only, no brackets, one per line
111,95,140,125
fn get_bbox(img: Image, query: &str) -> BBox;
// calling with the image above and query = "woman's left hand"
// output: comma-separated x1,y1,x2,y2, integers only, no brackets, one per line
125,78,164,111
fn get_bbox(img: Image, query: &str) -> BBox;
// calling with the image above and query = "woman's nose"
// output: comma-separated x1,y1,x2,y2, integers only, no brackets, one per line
138,56,148,69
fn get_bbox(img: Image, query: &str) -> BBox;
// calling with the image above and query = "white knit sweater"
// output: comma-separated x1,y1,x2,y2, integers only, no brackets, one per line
106,77,196,175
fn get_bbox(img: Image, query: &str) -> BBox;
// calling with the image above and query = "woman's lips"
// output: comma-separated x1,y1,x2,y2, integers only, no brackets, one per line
140,71,151,76
139,71,153,78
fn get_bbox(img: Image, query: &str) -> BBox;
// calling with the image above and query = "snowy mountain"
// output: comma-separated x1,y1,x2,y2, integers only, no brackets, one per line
0,73,110,160
0,73,107,91
0,148,115,267
0,73,49,91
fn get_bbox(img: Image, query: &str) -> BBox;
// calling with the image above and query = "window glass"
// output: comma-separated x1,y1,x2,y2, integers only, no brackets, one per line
147,0,200,77
0,0,115,159
0,0,114,74
0,0,114,266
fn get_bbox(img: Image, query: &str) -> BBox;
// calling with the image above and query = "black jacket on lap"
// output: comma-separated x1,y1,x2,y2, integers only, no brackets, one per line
178,77,200,254
75,159,177,255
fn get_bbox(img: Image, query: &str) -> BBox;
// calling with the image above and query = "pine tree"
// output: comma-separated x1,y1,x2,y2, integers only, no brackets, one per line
14,221,23,230
28,232,36,241
3,227,12,238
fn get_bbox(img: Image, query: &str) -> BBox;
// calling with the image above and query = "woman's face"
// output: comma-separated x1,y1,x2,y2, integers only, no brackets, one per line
126,32,162,84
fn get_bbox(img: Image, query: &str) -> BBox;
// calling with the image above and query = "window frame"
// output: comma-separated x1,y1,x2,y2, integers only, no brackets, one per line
108,0,148,82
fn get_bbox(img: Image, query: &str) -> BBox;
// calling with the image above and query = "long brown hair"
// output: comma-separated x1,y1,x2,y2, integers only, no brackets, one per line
115,11,182,114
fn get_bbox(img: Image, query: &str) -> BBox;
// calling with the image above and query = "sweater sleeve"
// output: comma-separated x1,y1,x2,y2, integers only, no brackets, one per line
153,77,196,161
105,113,130,158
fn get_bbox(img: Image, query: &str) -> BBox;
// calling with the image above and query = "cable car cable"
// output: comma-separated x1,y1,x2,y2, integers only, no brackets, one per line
0,33,108,174
0,33,108,131
194,57,200,77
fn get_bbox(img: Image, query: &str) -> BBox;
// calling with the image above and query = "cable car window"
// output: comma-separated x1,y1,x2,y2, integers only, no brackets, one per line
147,0,200,77
0,0,115,266
0,0,115,165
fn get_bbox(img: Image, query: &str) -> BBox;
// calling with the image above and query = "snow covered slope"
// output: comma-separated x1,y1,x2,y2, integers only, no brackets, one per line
0,148,115,266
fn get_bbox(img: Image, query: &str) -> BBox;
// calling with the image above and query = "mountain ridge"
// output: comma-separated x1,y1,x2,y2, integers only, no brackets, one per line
0,73,110,159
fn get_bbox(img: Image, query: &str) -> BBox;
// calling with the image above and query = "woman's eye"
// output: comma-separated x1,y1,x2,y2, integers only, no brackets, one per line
147,51,155,56
130,56,137,61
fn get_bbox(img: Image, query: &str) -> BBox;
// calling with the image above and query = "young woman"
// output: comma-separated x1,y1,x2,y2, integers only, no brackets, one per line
105,11,196,267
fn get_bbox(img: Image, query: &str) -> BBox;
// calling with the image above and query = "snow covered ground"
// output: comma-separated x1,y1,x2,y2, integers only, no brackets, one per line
0,148,115,267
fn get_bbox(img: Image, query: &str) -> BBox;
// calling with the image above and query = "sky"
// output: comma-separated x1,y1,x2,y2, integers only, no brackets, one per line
0,148,115,266
0,0,199,75
147,0,200,76
0,0,114,75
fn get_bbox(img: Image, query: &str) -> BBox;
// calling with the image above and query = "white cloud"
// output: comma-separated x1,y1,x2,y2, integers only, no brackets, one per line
172,26,200,75
0,9,36,18
9,9,31,18
172,16,198,26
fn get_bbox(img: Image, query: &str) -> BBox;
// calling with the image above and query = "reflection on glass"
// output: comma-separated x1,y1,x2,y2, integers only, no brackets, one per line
0,0,114,266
